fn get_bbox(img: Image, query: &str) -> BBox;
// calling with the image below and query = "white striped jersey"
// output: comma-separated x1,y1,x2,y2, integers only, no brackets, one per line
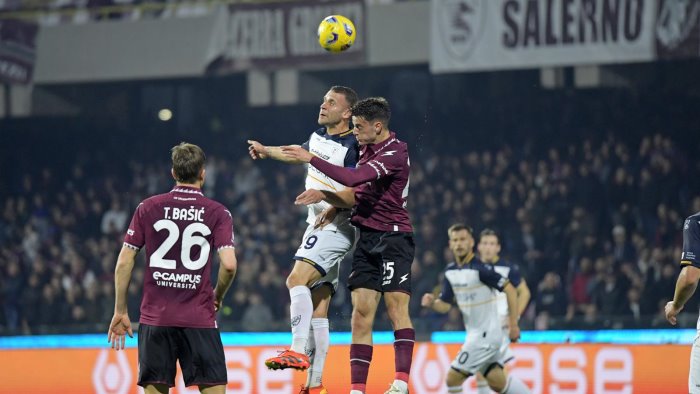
488,259,522,318
302,128,359,231
439,256,510,344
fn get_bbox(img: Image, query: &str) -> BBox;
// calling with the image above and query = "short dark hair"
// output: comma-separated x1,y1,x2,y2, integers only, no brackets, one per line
171,142,205,184
351,97,391,127
448,223,474,237
479,228,501,244
330,85,359,108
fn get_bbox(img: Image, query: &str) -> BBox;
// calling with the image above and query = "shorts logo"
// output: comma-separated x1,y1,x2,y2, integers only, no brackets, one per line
291,315,301,327
399,273,409,284
127,229,135,236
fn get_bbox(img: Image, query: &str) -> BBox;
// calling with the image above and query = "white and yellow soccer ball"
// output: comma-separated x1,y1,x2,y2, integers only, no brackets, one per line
317,15,356,53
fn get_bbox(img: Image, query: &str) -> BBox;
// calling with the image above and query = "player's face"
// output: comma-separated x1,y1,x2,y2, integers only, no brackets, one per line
449,229,474,260
352,116,382,145
477,235,501,263
318,90,350,127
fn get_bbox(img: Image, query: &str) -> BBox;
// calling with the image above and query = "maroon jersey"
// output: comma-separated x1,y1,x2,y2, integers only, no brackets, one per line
309,132,412,232
123,186,235,328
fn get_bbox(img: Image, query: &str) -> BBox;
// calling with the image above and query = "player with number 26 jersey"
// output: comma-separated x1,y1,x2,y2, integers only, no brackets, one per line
124,186,235,328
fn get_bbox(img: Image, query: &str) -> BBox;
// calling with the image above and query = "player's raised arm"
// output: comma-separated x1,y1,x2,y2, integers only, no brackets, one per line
295,187,355,209
248,140,305,164
108,245,137,350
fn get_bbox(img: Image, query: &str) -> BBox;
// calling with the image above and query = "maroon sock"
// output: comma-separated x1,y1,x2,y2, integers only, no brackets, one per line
394,328,415,383
350,344,373,392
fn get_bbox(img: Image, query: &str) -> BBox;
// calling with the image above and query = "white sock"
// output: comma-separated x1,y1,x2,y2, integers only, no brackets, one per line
392,379,408,393
502,375,530,394
477,377,491,394
350,391,364,394
306,318,329,388
289,286,312,353
447,386,463,393
304,325,316,387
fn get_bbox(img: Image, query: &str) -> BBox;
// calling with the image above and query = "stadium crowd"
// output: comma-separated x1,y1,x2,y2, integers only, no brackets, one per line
1,128,697,335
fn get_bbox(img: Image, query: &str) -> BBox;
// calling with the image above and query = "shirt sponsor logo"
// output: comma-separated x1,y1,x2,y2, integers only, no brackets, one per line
152,271,201,289
127,229,135,236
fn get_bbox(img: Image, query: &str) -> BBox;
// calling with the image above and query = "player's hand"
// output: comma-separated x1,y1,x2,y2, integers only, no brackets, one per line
509,325,521,343
108,312,133,351
214,296,222,312
665,301,683,325
315,207,337,229
296,189,325,206
281,145,313,163
247,140,268,160
421,293,436,308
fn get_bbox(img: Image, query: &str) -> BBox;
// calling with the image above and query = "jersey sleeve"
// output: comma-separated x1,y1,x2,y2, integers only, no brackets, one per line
438,273,455,303
302,140,310,151
507,263,522,287
213,207,236,251
343,142,359,168
681,217,700,268
478,266,509,291
365,145,408,179
123,202,146,251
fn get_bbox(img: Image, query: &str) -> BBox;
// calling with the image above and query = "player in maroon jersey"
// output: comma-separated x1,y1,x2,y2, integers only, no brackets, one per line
283,98,415,394
107,143,237,394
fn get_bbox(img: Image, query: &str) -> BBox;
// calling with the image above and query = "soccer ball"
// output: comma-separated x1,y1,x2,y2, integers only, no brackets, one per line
317,15,356,53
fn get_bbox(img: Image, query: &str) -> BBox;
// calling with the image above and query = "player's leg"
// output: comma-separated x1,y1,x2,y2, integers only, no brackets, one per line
267,226,326,370
483,363,530,394
177,327,228,392
475,372,491,394
137,324,178,392
303,284,333,393
143,385,169,394
347,228,384,394
446,367,471,393
689,334,700,394
350,288,381,394
380,232,416,394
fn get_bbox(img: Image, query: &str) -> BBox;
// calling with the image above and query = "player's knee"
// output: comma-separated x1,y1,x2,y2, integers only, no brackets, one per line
285,270,308,289
445,369,467,387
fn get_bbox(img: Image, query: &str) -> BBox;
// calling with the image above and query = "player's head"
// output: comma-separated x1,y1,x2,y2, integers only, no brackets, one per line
318,85,358,129
447,223,474,262
351,97,391,145
171,142,206,187
477,228,501,263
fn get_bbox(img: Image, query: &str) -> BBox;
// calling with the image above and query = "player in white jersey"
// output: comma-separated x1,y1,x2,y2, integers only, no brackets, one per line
666,211,700,394
475,229,531,394
247,86,359,394
422,224,530,394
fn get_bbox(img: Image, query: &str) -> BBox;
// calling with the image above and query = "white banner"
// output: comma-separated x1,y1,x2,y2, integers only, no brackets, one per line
430,0,657,73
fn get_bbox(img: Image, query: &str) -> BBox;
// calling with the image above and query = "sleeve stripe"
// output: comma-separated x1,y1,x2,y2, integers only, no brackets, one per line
123,242,141,251
370,160,389,175
217,245,235,251
367,162,382,179
681,260,695,266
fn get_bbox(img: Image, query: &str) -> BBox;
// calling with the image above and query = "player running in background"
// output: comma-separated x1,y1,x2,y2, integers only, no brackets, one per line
248,86,359,394
282,97,415,394
108,143,237,394
475,229,531,394
665,211,700,394
421,224,530,394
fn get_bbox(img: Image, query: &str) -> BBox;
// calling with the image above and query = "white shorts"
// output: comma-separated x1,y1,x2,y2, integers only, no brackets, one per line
498,334,515,365
690,333,700,394
294,224,356,293
451,341,502,377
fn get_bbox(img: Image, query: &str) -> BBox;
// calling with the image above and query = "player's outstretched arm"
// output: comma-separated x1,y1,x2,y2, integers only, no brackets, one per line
421,293,451,314
666,265,700,325
281,145,379,187
108,246,137,350
295,188,355,209
503,282,521,342
214,248,238,311
248,140,305,164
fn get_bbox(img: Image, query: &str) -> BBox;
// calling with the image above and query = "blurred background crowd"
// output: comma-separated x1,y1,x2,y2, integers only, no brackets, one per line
2,70,698,335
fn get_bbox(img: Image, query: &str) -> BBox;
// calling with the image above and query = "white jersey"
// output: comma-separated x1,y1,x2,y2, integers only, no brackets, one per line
302,128,359,232
439,256,510,345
